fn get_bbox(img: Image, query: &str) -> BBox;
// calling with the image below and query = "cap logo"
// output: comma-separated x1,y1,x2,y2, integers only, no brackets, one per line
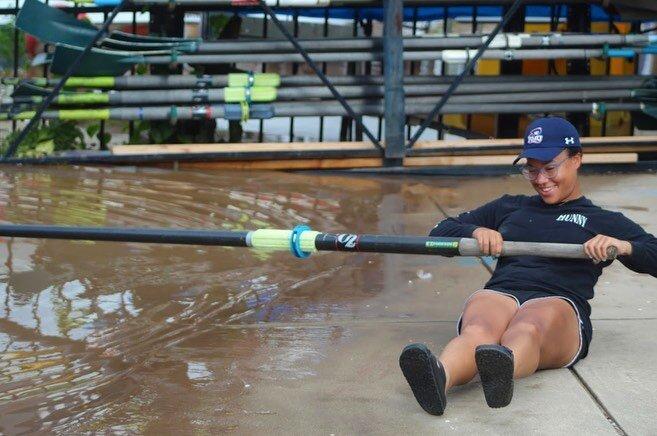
564,137,575,145
527,127,543,144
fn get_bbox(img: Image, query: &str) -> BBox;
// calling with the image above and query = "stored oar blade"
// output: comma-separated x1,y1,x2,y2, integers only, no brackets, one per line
17,0,198,48
51,44,141,76
633,88,657,102
17,0,97,46
12,82,53,97
31,52,52,67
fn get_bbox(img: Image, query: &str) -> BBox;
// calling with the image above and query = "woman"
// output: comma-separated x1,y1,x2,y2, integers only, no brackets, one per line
399,116,657,416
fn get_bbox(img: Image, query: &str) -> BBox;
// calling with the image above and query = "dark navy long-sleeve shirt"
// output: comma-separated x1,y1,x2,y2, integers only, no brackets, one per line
430,194,657,317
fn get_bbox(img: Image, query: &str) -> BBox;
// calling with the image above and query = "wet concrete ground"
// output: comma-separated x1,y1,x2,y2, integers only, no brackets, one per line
0,166,655,433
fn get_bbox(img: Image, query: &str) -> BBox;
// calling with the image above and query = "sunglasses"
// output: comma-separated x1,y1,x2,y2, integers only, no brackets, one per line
520,155,571,181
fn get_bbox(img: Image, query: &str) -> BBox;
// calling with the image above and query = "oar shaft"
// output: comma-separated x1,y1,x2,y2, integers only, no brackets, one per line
5,74,645,90
13,83,642,106
69,47,636,73
0,101,642,121
0,224,250,246
0,224,597,259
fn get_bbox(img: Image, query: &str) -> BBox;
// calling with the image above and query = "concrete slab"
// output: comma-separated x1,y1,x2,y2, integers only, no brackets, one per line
576,320,657,435
232,323,617,435
591,262,657,319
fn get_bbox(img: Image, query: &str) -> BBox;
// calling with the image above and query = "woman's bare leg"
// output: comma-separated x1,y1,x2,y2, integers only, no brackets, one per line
439,291,518,390
500,297,580,379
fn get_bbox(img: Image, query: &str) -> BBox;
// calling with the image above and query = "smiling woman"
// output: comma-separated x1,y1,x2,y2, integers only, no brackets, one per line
399,116,657,416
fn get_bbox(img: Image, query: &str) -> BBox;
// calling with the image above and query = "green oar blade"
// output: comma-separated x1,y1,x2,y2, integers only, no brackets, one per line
31,52,52,67
17,0,198,49
17,0,97,46
51,45,139,76
12,82,50,97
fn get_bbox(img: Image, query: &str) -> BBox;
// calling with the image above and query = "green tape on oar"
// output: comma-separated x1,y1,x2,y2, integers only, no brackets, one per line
249,229,319,253
58,109,111,120
1,77,48,87
9,110,37,120
224,87,277,103
227,73,281,88
64,77,116,88
56,93,110,105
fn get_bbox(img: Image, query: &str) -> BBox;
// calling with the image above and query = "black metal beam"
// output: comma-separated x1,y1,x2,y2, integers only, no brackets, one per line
406,0,524,149
257,0,384,151
567,3,591,136
383,0,406,165
496,3,526,138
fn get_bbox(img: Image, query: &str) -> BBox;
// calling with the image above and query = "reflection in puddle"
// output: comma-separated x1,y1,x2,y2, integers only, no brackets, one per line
0,166,531,432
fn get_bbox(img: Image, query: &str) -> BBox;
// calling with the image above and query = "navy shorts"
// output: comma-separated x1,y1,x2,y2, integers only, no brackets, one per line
456,288,591,368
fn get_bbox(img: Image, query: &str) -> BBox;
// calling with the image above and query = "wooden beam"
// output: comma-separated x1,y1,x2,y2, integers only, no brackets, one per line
404,153,637,167
112,141,375,155
171,157,385,171
113,135,657,157
165,153,637,171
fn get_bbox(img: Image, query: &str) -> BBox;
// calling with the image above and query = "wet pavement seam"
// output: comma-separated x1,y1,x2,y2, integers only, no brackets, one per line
570,368,628,436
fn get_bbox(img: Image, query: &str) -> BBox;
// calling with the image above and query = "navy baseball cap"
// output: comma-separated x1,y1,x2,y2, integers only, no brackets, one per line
513,117,581,165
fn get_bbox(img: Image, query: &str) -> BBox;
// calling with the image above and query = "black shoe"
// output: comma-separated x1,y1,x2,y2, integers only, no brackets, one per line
475,344,514,408
399,343,447,416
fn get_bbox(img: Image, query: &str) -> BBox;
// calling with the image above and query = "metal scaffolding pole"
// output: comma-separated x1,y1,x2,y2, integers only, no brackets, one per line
383,0,405,165
567,3,592,135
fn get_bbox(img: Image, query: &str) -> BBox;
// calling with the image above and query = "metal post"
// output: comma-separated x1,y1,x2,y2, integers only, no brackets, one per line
258,11,268,143
496,3,525,138
383,0,406,166
567,3,591,136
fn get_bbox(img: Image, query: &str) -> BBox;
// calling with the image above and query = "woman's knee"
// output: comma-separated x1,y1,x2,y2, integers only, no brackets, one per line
459,291,518,339
502,319,544,344
460,321,504,343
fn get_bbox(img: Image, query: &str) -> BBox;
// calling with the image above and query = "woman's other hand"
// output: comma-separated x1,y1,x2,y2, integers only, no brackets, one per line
472,227,504,257
584,234,632,262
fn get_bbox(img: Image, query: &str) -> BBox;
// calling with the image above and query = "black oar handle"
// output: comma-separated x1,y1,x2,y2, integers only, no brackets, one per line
459,238,618,260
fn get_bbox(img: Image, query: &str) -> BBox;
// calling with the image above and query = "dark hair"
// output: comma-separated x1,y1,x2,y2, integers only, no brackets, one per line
567,147,582,157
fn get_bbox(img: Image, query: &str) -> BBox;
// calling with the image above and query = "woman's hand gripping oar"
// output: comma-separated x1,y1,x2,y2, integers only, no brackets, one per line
470,227,619,263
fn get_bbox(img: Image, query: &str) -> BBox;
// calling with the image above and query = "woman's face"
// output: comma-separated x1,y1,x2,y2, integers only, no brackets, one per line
526,149,582,204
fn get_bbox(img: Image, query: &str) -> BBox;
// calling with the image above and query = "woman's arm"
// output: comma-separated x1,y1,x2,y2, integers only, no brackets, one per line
588,214,657,277
429,195,516,238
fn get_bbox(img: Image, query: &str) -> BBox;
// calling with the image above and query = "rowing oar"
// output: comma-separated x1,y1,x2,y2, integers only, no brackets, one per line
17,0,197,50
49,44,657,76
9,82,649,106
3,74,648,90
0,224,617,260
73,0,610,7
17,1,656,52
0,101,645,121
